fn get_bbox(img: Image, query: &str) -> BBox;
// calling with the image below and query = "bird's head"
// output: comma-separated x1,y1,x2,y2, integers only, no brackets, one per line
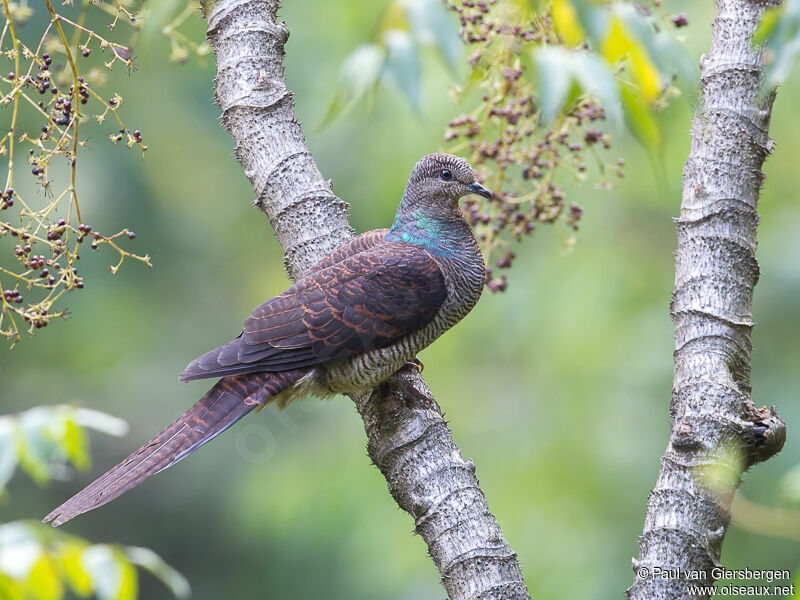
405,153,492,205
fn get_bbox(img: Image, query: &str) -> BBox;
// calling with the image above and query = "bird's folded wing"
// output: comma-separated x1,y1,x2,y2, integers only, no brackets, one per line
179,241,446,381
305,228,389,274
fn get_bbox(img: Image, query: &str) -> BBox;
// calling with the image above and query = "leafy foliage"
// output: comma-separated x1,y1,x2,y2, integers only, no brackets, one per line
321,0,461,126
328,0,694,289
0,521,189,600
443,0,691,290
0,405,127,496
757,0,800,88
0,405,188,600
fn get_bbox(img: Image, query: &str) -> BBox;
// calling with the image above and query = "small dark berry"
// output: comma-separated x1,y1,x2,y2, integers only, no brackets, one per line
673,13,689,27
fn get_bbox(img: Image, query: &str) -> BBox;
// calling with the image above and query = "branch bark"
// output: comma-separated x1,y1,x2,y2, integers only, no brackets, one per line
628,2,786,598
203,1,530,598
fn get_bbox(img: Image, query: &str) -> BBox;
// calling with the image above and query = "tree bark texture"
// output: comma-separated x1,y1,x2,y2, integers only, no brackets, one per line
628,2,786,599
203,1,531,598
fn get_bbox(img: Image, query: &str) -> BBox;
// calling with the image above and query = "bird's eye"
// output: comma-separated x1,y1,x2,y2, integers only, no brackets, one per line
440,169,453,181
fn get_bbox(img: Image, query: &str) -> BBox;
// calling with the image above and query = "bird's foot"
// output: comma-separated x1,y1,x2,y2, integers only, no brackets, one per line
403,357,424,373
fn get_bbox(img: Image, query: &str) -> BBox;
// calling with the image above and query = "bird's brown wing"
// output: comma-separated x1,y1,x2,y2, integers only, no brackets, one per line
305,228,389,274
179,241,446,381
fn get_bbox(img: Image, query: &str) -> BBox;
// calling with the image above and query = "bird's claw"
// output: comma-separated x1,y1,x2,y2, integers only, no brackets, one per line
403,357,424,373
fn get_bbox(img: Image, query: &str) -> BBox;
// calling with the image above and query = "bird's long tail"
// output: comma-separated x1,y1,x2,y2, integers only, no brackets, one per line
43,371,302,527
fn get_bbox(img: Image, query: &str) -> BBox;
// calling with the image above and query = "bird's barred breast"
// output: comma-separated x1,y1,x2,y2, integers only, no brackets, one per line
321,244,485,394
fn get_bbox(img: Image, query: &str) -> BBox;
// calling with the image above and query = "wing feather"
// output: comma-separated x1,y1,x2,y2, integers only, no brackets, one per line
179,240,445,382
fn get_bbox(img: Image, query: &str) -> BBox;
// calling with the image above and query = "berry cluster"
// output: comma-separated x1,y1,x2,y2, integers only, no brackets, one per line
1,189,13,210
443,0,628,292
0,0,157,345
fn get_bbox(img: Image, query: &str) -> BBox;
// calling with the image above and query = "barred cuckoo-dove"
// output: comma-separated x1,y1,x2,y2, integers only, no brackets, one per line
44,153,492,527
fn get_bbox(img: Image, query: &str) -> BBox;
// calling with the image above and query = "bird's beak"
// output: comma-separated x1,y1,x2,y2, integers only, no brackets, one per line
468,182,492,199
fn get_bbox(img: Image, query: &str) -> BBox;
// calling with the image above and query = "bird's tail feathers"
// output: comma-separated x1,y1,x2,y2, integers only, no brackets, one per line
43,371,300,527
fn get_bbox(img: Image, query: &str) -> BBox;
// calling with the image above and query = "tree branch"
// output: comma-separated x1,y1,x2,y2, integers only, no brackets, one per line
628,2,786,598
203,1,530,598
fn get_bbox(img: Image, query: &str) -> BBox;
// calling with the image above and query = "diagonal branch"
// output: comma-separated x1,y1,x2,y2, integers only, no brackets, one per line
628,2,786,599
203,1,531,598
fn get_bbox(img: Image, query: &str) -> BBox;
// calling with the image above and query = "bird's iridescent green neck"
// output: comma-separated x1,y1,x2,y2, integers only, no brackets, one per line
385,208,455,256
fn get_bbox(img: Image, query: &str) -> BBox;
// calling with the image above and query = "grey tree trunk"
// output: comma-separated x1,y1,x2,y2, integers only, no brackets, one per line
628,1,787,599
203,1,530,598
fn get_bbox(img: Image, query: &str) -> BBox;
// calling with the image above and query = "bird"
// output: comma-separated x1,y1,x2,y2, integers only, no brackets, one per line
43,153,492,527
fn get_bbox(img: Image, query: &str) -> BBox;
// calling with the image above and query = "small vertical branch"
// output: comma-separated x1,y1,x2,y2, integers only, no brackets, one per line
628,1,786,599
1,0,22,342
44,0,82,223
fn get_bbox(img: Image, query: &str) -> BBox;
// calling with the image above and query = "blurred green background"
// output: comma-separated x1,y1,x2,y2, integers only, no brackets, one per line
2,1,799,598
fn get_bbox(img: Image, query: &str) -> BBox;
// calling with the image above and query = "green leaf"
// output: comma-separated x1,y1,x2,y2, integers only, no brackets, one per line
26,556,63,600
534,47,621,126
320,43,385,128
0,573,24,600
14,423,50,486
124,547,190,598
766,30,800,89
112,551,137,600
383,29,422,110
0,406,127,492
79,546,139,600
62,419,89,472
0,419,18,493
571,52,623,126
755,5,783,45
0,523,186,600
0,522,42,580
551,0,584,46
57,543,92,597
81,546,121,600
620,83,660,155
405,0,462,68
571,0,610,47
613,4,696,92
337,43,386,102
534,47,574,123
602,15,660,103
71,408,128,437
